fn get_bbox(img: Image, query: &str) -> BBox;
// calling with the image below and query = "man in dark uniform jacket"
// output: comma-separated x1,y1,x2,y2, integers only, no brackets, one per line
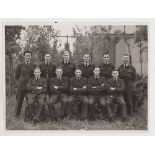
78,54,95,79
88,67,113,121
60,51,76,115
106,70,127,121
118,54,137,115
68,68,88,120
15,51,36,117
27,67,47,124
60,50,76,79
49,67,68,120
39,52,56,97
99,53,115,81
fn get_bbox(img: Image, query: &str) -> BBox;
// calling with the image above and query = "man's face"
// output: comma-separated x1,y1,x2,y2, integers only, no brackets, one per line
34,69,41,78
63,51,70,61
24,53,31,62
123,55,129,64
94,68,100,76
44,54,51,63
75,69,82,77
103,54,110,64
56,69,63,77
83,54,91,63
112,71,119,79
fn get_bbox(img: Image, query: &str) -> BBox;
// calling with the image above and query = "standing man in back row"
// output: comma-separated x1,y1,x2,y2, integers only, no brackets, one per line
60,50,76,116
39,52,56,98
78,54,95,79
60,50,76,79
118,54,137,115
99,53,115,81
15,50,36,118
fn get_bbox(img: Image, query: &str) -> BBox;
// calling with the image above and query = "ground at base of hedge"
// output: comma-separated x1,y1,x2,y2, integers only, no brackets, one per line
6,95,148,130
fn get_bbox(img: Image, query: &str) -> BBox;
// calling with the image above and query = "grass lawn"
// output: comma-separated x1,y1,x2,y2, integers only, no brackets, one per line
6,95,148,130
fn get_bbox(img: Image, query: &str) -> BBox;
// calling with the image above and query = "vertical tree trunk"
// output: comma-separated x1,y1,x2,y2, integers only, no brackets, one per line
8,56,14,97
140,40,143,76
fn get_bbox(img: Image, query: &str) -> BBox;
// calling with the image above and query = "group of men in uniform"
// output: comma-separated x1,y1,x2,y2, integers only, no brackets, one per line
15,50,137,124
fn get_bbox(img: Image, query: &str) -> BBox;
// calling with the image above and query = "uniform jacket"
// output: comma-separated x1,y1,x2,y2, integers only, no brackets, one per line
69,76,87,95
50,76,68,94
39,62,56,81
99,63,115,80
15,62,36,91
118,64,136,89
60,61,76,78
88,76,107,95
27,77,47,95
107,77,125,96
78,63,95,79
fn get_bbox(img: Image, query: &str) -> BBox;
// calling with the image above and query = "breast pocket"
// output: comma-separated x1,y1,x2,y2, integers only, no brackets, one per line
127,69,133,79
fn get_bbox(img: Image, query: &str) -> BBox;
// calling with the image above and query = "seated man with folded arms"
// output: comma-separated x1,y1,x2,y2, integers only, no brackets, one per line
27,67,47,125
49,67,68,120
88,66,113,121
68,68,88,120
106,70,127,121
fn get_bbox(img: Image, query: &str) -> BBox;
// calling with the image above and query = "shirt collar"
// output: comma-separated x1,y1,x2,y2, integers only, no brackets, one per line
84,62,89,66
104,62,109,65
76,76,81,80
124,63,129,67
57,76,62,79
25,61,30,65
64,60,69,64
35,77,40,80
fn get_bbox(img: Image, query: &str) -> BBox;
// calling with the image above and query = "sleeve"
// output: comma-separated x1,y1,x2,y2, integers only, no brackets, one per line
36,79,47,95
41,79,47,93
50,78,55,93
115,80,125,93
106,79,113,94
58,78,68,91
15,64,21,80
76,79,87,93
118,66,126,79
88,78,97,94
27,79,36,93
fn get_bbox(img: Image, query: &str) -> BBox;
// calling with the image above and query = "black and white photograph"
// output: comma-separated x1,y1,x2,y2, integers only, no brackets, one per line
5,21,148,130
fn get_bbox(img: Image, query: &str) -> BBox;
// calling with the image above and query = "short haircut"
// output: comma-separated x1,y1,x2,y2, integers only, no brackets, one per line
44,52,51,56
24,50,32,55
123,53,129,57
112,70,118,73
75,68,82,72
34,66,41,71
94,65,100,70
84,53,90,57
103,53,109,56
56,66,63,70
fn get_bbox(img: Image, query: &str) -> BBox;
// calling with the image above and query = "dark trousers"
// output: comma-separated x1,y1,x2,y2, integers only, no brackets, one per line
88,95,113,120
27,93,46,121
15,89,26,117
106,95,127,118
49,93,68,119
124,89,134,115
68,95,88,119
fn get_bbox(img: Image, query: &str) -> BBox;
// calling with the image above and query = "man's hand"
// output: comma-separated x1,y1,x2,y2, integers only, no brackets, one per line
101,83,104,87
110,87,115,91
73,88,77,90
92,86,96,89
54,86,58,89
37,86,42,90
83,86,87,89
